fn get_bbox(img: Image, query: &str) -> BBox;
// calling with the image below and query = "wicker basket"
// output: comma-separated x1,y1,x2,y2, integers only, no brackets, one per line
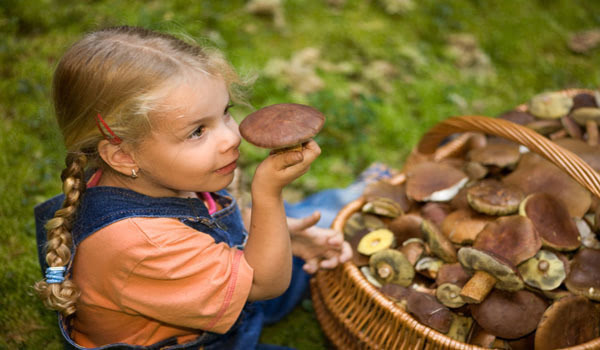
311,89,600,349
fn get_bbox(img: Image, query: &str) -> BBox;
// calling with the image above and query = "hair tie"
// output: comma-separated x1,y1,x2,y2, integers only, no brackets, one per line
94,113,122,145
45,266,67,284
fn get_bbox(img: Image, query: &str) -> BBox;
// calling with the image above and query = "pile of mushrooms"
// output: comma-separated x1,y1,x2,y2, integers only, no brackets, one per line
344,90,600,349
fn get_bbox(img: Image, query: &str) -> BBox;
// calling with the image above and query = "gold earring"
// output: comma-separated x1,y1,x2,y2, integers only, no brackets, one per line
131,169,138,179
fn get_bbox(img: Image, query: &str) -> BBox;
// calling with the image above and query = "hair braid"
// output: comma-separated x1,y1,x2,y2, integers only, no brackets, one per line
34,153,88,316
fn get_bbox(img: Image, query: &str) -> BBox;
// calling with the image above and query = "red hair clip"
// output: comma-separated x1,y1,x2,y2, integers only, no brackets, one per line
94,113,122,145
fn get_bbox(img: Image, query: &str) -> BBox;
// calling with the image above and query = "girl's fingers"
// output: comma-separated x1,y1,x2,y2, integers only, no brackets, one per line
292,211,321,232
339,241,353,263
326,233,344,246
303,258,319,274
319,255,339,269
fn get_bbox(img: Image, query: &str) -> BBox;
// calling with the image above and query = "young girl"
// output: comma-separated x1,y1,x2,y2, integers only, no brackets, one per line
33,26,352,350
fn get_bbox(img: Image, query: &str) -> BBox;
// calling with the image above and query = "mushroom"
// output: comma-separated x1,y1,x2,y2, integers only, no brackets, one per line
356,228,396,256
405,162,468,202
534,295,600,350
399,238,426,266
517,250,567,291
560,115,583,139
569,106,600,126
406,290,454,333
497,109,536,125
420,202,452,228
415,256,444,280
519,192,581,251
467,140,521,170
441,209,492,245
503,152,592,218
379,283,412,307
459,215,540,303
360,265,382,288
361,197,403,218
466,179,524,216
342,212,385,241
565,248,600,301
362,179,412,214
238,103,325,152
525,119,563,136
435,263,470,308
387,213,423,244
369,248,414,286
446,313,474,343
572,92,599,109
470,289,548,339
575,216,600,249
472,215,542,268
421,219,457,263
528,91,573,119
458,247,524,304
462,161,488,181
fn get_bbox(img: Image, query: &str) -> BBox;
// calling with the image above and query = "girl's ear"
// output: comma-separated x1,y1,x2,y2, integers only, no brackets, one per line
97,140,138,176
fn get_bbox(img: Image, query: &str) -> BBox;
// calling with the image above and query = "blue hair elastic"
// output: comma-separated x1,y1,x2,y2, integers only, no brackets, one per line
45,266,67,284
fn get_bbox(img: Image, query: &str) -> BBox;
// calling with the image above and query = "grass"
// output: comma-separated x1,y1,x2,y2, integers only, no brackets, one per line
1,0,600,348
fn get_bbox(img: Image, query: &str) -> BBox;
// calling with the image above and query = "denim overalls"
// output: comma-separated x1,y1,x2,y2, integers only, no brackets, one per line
34,187,307,350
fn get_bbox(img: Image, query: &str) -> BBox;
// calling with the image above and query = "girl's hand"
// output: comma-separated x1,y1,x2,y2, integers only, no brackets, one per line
251,139,321,197
288,211,353,274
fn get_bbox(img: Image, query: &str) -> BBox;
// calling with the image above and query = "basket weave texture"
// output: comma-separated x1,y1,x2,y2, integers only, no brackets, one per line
311,89,600,349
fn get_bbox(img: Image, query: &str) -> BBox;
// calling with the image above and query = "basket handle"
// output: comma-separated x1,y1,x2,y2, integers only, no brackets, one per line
416,115,600,199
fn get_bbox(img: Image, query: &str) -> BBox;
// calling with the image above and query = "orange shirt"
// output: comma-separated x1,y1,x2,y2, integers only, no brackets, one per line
70,216,254,347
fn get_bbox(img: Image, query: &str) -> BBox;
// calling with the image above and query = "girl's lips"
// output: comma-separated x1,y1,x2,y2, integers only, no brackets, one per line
215,160,237,174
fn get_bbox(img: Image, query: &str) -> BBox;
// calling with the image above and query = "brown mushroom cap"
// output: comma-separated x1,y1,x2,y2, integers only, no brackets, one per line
387,213,423,243
503,152,592,218
363,180,412,213
497,110,536,125
239,103,325,149
565,248,600,301
467,142,521,168
470,289,547,339
466,179,524,216
534,295,600,350
379,283,412,303
572,92,599,109
406,290,453,333
441,209,492,245
405,162,468,202
436,262,470,287
420,202,452,227
519,192,581,251
473,215,541,267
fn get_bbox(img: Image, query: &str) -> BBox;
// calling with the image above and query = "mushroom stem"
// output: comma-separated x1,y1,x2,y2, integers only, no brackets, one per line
459,270,497,304
587,120,599,146
538,259,550,272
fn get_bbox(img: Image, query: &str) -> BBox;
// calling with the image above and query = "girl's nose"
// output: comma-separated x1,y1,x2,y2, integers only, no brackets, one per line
219,118,241,152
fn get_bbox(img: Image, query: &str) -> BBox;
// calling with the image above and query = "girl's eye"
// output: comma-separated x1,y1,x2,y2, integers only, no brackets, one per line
189,125,206,139
224,103,234,116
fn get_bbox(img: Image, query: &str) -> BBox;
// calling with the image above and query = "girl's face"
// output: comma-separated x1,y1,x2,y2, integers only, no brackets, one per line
131,75,241,198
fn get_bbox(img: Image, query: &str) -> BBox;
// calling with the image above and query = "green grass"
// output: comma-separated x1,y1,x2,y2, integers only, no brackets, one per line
2,0,600,348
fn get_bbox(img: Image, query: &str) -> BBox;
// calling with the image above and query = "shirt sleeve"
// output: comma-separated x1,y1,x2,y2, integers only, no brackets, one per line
116,217,254,334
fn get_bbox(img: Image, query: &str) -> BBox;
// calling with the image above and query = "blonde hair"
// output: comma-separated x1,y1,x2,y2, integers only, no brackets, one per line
34,26,249,316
